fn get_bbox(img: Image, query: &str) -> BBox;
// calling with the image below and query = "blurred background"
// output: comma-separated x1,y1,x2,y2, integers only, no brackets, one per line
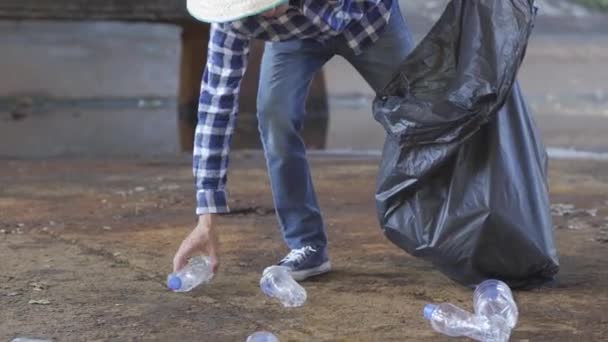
0,0,607,158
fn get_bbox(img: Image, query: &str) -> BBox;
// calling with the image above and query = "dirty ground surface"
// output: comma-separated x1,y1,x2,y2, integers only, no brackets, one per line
1,154,607,341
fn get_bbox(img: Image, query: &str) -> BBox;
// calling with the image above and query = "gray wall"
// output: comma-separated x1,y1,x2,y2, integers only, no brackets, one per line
0,21,182,157
1,0,607,157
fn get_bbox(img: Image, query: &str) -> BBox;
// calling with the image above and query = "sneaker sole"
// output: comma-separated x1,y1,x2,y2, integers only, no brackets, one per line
290,261,332,281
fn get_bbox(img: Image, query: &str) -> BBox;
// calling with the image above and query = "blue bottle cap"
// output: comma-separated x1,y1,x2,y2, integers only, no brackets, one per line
424,304,437,320
168,276,182,290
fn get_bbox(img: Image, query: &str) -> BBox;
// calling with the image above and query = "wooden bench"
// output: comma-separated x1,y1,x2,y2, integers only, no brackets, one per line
0,0,329,150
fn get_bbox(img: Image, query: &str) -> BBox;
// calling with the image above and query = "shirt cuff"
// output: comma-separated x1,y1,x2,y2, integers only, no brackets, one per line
196,189,229,215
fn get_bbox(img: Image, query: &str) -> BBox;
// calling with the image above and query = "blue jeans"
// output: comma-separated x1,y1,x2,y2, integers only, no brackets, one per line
257,1,415,250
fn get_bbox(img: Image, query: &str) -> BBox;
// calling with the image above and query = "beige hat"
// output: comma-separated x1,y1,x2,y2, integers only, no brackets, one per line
187,0,289,23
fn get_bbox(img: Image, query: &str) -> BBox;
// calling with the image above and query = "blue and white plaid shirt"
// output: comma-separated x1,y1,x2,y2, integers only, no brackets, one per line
194,0,393,215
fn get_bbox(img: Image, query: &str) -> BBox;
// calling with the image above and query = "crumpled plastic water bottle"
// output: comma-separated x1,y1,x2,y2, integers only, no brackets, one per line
424,279,518,342
260,265,307,307
246,331,279,342
167,255,214,292
473,279,519,330
423,303,509,342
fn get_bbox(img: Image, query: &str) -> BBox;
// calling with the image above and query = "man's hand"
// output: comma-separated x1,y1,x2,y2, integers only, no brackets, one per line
173,214,220,273
261,3,290,17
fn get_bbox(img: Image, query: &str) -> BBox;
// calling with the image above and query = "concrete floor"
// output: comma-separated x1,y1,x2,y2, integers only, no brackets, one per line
1,155,607,341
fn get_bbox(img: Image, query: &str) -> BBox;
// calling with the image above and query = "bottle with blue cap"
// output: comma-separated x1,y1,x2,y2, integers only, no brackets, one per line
167,255,214,292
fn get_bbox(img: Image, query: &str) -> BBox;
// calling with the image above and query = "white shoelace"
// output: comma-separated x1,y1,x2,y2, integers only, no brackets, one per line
280,246,317,264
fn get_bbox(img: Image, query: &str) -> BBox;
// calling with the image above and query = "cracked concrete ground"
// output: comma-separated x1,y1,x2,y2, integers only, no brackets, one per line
1,154,607,341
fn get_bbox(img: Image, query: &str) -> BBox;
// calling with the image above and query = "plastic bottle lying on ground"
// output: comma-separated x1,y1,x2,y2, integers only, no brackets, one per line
424,279,518,342
474,279,519,330
424,303,510,342
246,331,280,342
260,265,307,307
11,338,51,342
167,256,214,292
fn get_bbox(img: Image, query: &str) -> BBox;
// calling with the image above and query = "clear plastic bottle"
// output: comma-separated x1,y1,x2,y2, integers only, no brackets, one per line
260,266,307,307
424,303,509,342
474,279,519,330
167,256,214,292
246,331,279,342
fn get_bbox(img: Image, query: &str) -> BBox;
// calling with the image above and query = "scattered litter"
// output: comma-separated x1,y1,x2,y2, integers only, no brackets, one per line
551,203,575,216
551,203,598,217
113,252,122,257
158,184,180,191
567,220,589,230
28,299,51,305
41,227,49,232
0,229,6,234
7,292,21,297
101,199,108,204
29,282,49,291
17,223,25,228
551,204,601,230
103,226,112,231
49,221,56,226
247,331,279,342
134,186,146,192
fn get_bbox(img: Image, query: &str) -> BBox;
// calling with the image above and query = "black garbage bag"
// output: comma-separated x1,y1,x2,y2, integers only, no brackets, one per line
373,0,559,289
